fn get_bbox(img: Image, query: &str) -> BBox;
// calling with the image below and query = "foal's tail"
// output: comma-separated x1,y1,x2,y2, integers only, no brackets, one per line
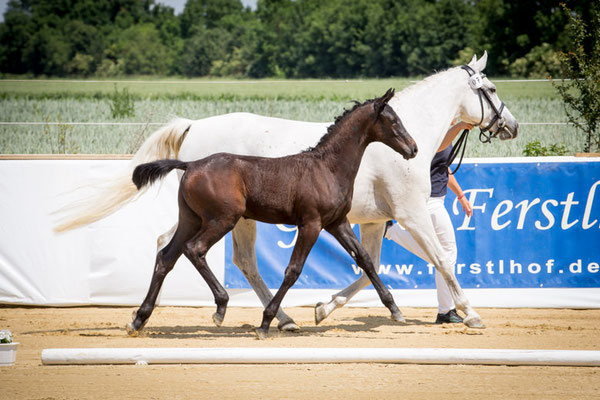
53,118,192,233
132,160,188,190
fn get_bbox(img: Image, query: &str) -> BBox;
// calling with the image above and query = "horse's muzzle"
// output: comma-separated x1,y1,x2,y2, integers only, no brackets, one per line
402,142,418,160
499,121,519,141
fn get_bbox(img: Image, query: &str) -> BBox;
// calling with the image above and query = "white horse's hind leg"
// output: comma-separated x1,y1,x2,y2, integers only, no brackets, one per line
231,218,299,331
147,223,178,309
157,223,178,252
315,222,385,324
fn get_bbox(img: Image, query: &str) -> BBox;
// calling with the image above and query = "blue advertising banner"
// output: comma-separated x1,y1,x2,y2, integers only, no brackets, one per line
224,160,600,290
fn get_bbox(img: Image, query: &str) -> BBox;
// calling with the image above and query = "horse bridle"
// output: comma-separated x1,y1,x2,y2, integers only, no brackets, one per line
447,65,511,174
461,64,509,143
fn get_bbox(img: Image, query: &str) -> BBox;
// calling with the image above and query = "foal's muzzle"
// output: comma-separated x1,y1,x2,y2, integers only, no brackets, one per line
401,140,418,160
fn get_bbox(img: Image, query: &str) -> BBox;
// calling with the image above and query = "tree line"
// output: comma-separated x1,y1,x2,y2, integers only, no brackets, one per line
0,0,593,78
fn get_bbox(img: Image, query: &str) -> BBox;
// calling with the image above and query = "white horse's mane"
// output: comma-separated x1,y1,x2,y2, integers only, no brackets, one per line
399,68,456,96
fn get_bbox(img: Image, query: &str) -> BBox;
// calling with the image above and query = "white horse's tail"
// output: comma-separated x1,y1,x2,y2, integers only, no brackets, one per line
53,117,193,233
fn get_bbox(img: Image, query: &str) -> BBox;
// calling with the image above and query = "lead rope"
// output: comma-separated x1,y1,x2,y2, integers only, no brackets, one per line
447,128,470,175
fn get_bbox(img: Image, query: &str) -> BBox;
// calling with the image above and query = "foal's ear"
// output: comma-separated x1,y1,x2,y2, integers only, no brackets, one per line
375,88,395,114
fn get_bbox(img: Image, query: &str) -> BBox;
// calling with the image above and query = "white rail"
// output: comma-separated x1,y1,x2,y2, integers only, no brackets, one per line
41,347,600,366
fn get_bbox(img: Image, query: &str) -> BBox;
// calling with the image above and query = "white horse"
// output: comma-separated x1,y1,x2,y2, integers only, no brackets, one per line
55,53,518,331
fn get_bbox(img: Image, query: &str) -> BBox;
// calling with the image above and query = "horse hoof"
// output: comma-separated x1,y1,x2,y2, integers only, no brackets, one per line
126,322,140,337
314,302,327,325
278,320,300,332
212,312,224,327
391,311,406,323
128,311,148,336
255,328,268,340
463,315,486,329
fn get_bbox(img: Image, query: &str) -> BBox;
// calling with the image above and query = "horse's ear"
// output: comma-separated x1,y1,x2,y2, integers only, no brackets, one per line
375,88,395,114
468,54,478,66
471,51,488,72
382,88,395,104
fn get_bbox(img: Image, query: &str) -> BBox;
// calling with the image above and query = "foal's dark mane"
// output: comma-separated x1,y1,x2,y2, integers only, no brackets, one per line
303,97,378,155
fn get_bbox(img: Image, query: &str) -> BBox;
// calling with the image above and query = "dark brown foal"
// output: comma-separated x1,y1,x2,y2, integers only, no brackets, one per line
128,88,418,339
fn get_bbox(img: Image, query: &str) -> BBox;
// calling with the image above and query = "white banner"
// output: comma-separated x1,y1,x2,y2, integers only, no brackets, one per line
0,159,222,306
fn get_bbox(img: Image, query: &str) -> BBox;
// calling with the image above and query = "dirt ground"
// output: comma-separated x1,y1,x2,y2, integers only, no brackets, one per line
1,306,599,399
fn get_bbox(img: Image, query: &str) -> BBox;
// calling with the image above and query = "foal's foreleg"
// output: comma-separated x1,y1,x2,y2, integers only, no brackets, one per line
255,223,321,339
326,220,404,323
231,219,299,331
315,222,383,324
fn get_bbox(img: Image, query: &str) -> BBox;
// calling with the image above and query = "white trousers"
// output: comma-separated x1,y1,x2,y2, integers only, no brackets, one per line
384,196,456,313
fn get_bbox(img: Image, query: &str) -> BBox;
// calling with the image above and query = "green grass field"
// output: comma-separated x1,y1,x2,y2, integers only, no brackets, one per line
0,77,581,156
0,77,561,100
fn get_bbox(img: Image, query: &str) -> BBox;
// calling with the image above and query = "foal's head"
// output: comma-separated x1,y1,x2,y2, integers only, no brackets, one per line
368,88,418,160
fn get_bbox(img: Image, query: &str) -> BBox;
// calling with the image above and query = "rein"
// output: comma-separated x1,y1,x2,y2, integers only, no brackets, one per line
447,65,508,174
447,128,469,175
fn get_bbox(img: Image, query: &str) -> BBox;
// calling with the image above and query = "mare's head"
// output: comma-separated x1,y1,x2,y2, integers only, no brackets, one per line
459,52,519,141
369,88,418,160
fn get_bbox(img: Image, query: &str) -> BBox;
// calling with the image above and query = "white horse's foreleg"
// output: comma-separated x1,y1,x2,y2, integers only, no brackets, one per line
315,222,384,324
231,218,299,331
401,212,484,328
433,260,483,328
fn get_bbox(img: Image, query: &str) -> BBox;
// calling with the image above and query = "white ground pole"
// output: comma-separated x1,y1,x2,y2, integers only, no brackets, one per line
41,348,600,366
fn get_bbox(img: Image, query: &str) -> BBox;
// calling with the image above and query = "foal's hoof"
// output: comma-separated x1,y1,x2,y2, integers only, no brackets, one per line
277,320,300,332
314,302,327,325
126,322,140,337
212,312,225,327
127,311,147,336
391,311,406,323
463,315,486,329
255,328,269,340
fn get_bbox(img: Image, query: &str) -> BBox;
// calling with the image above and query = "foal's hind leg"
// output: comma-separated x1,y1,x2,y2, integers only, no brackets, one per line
183,219,238,327
326,219,404,323
232,219,299,331
315,222,383,324
127,222,197,336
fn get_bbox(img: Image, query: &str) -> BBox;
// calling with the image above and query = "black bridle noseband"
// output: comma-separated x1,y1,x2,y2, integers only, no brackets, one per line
447,65,509,174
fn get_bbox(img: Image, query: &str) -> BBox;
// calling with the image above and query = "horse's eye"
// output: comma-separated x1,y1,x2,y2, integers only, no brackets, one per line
490,87,497,94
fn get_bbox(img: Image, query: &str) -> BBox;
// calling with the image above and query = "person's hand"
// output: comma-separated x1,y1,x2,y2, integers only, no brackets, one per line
458,195,473,217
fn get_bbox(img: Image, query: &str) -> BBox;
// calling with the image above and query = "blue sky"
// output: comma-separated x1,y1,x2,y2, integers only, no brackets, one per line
157,0,257,14
0,0,8,20
0,0,258,22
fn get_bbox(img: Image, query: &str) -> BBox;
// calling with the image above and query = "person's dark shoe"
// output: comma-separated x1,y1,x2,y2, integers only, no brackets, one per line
435,308,463,324
383,220,393,238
